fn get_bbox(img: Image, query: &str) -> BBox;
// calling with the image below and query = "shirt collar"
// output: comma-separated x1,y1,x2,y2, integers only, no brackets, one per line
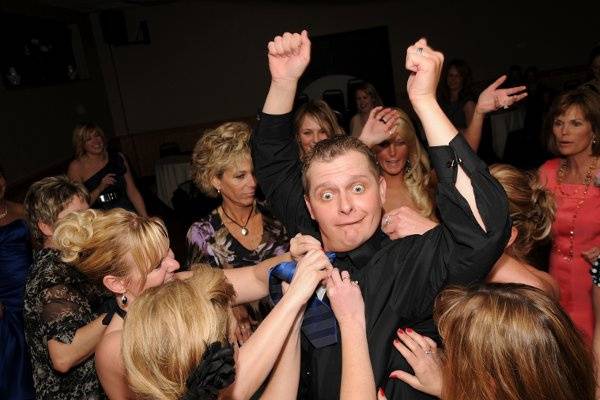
335,229,387,269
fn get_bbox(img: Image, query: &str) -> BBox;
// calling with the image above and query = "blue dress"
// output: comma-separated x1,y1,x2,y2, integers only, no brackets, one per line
0,219,35,399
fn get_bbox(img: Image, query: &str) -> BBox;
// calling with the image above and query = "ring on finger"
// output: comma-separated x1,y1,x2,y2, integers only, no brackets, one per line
352,280,359,285
424,349,433,355
416,47,423,55
383,215,392,226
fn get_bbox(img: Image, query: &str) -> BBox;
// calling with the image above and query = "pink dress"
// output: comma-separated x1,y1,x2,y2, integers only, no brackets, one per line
539,159,600,343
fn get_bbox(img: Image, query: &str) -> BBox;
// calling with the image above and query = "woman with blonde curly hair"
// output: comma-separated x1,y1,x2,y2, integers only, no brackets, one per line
187,122,290,343
54,207,326,400
485,164,559,298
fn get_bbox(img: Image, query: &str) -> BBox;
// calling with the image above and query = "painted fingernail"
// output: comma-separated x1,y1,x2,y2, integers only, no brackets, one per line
406,328,414,333
378,387,385,397
393,339,400,346
389,372,398,379
397,328,404,335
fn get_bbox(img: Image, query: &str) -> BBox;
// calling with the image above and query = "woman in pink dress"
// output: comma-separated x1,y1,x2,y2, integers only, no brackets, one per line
538,87,600,345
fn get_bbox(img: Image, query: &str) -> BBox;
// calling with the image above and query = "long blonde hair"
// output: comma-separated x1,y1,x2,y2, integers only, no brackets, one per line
379,108,435,218
435,284,595,400
53,208,169,287
122,266,235,400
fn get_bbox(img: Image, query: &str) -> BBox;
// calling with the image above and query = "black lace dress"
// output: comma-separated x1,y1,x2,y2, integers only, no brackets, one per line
23,248,109,400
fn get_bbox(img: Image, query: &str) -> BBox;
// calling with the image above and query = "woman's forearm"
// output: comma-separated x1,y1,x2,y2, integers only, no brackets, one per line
224,253,291,305
260,308,303,400
47,315,106,373
340,318,376,400
224,295,303,399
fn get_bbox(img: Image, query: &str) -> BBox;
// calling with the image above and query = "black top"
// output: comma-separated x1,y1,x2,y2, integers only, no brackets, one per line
83,152,134,212
251,112,511,400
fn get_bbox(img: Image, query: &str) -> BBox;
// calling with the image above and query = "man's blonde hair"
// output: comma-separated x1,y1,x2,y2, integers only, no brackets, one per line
122,266,234,400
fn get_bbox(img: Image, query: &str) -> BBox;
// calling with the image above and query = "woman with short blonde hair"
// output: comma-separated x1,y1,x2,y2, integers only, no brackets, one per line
188,122,290,344
67,122,147,216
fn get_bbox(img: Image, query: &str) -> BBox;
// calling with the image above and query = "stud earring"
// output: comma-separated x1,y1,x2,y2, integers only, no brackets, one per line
121,294,128,306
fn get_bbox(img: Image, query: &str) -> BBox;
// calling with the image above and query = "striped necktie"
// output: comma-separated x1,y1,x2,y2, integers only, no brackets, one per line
269,253,338,349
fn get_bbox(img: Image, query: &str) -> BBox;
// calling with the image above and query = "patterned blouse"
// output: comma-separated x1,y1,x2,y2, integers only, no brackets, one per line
186,202,289,320
23,248,108,400
186,202,289,268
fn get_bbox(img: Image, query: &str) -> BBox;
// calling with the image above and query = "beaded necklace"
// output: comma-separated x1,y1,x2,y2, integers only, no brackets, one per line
553,157,598,261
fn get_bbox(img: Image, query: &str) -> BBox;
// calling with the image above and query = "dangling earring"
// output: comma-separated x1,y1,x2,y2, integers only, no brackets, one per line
121,294,128,306
593,135,599,145
217,188,221,195
404,159,412,173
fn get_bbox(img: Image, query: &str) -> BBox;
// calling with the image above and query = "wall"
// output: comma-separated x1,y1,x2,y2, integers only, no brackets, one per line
96,0,599,135
0,5,113,185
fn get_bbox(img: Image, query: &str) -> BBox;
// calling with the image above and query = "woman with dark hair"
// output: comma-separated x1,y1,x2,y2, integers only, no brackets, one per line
294,99,345,158
0,165,35,400
438,59,476,133
538,87,600,344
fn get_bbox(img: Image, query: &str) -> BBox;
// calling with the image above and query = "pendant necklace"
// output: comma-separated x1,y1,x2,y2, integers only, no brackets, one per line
0,202,7,220
221,205,254,236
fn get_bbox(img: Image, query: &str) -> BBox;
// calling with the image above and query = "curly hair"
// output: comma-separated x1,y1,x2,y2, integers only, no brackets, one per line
122,266,235,400
53,208,169,288
191,122,252,197
490,164,555,260
435,283,595,400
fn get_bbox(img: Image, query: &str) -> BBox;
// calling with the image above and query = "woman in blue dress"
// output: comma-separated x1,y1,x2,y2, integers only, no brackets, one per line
0,165,35,400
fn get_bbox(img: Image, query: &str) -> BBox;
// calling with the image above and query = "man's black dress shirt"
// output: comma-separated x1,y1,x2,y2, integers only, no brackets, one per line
251,112,511,400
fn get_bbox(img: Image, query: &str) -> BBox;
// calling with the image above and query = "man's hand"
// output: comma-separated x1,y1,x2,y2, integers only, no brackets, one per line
268,31,311,85
405,38,444,108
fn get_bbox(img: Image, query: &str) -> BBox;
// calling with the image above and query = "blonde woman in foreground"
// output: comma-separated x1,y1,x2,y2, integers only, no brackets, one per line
54,208,330,399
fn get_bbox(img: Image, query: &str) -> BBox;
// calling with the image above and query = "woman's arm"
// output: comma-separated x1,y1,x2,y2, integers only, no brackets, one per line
260,305,304,400
222,250,331,400
121,154,148,217
223,253,291,305
327,268,376,400
47,315,106,373
462,75,527,152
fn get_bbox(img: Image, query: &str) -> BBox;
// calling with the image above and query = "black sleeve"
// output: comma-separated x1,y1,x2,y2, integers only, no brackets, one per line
251,112,317,237
427,133,511,289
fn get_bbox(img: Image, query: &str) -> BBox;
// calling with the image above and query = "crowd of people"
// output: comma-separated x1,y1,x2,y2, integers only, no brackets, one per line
1,30,599,400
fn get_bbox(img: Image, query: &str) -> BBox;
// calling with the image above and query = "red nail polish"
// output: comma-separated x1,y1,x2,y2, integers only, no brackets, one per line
406,328,414,333
378,387,385,397
389,372,397,379
393,339,400,346
397,328,404,335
